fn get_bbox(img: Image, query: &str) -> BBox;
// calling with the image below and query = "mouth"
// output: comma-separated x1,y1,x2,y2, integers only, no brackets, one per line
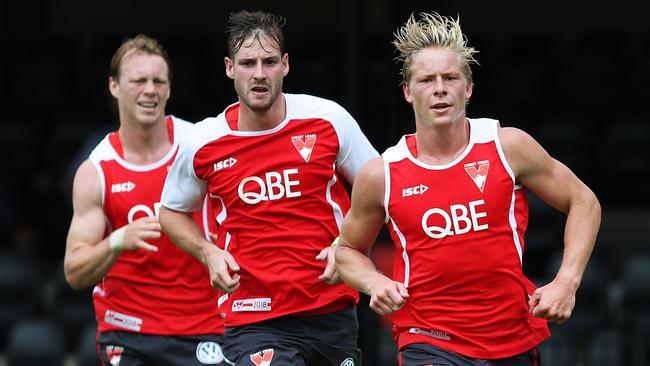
431,102,451,112
250,85,270,95
138,101,158,109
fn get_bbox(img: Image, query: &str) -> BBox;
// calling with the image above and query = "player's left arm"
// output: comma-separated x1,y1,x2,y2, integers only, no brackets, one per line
316,107,379,284
500,127,601,323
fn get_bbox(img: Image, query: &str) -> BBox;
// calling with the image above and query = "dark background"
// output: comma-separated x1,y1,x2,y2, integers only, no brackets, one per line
1,0,649,365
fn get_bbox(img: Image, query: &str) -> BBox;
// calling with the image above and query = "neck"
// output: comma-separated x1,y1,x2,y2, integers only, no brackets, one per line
118,116,172,164
414,117,470,165
237,94,287,131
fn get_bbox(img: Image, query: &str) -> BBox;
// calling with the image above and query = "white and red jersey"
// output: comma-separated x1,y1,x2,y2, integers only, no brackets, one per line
89,116,223,336
384,118,549,359
161,94,378,326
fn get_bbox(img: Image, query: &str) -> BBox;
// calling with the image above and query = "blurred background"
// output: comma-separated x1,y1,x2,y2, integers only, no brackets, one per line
1,0,649,365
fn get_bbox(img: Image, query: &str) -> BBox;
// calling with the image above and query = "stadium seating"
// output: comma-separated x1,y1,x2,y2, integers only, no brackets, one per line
75,322,100,366
0,252,42,350
5,319,64,366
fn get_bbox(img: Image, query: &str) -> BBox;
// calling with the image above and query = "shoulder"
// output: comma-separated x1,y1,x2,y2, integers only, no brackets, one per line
88,134,115,162
355,157,385,190
498,126,540,156
177,115,230,154
382,135,411,163
286,93,352,121
498,126,550,177
171,115,194,130
72,159,102,209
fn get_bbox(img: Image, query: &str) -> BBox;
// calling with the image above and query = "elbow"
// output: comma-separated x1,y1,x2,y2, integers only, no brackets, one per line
587,190,602,222
63,261,90,290
64,271,88,291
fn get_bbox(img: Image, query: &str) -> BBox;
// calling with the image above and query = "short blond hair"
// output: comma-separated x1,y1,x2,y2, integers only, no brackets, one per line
393,12,478,85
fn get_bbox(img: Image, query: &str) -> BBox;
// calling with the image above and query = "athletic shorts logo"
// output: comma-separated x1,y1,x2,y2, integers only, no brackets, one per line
250,348,274,366
464,160,490,193
340,358,355,366
291,134,316,163
232,298,272,312
106,345,124,366
409,327,452,341
104,310,143,331
196,341,225,364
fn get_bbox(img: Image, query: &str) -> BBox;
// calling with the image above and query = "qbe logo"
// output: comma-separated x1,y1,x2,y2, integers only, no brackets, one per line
127,202,162,223
238,169,301,204
421,199,489,239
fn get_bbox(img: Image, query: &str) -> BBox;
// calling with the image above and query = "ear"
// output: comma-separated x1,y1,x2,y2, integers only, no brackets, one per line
402,82,413,104
282,53,289,77
465,80,473,100
109,77,120,99
224,57,234,80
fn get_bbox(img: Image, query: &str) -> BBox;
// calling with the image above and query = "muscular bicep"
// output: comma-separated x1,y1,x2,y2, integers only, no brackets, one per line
65,160,106,255
501,127,588,214
340,157,386,254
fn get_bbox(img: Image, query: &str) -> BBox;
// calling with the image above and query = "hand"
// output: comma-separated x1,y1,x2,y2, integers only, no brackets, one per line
204,242,240,293
368,276,409,316
121,217,161,252
316,245,341,285
528,278,577,324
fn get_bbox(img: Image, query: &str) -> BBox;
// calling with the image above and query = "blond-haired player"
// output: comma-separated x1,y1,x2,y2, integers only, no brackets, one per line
335,12,600,366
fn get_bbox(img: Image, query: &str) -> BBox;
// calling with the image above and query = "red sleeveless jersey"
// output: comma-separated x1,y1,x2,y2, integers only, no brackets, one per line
383,118,549,359
162,94,378,326
89,116,223,335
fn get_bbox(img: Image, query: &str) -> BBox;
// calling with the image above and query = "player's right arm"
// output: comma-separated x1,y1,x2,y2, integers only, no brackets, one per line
64,160,160,290
159,207,240,293
335,157,409,316
159,135,240,293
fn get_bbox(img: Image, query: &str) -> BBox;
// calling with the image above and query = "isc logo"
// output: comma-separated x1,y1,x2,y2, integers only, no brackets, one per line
238,169,301,205
213,157,237,171
402,184,429,197
421,199,489,239
112,181,136,193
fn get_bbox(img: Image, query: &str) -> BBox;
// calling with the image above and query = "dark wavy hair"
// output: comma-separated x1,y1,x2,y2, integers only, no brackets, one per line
226,10,286,58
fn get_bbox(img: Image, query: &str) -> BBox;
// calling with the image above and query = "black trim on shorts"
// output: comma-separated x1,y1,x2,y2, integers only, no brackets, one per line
400,343,541,366
97,330,229,366
224,306,361,366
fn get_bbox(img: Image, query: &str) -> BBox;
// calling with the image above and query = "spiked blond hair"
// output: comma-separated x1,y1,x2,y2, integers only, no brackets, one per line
393,12,478,85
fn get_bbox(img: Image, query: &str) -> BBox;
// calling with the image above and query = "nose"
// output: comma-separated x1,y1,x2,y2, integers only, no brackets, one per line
433,76,447,97
253,61,265,80
143,79,156,94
